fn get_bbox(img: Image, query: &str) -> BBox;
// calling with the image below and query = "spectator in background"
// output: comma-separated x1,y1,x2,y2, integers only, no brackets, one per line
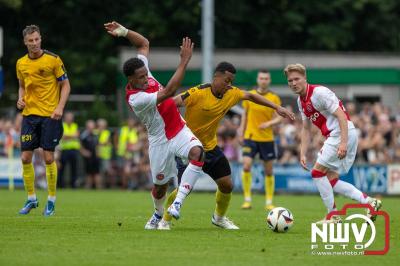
277,106,299,164
116,118,140,189
80,120,101,189
3,120,20,158
33,149,47,189
0,119,6,157
59,112,80,188
130,123,152,190
97,118,114,187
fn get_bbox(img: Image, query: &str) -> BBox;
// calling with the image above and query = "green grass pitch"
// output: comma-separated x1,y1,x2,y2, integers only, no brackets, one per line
0,189,398,265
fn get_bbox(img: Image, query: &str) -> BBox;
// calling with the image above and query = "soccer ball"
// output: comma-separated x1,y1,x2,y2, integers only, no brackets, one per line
266,207,294,233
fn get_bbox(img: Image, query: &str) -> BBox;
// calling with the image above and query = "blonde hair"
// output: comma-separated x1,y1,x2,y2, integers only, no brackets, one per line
284,63,306,77
22,25,40,38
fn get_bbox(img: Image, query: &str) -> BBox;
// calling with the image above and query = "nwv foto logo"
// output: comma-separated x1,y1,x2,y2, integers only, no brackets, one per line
310,204,390,255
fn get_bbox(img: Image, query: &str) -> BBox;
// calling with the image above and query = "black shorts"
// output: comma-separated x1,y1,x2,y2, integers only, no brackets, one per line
242,140,277,160
176,146,231,182
21,115,63,152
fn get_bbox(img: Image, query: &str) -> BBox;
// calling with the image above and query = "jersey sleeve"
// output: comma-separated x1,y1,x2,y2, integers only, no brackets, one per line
128,91,157,111
137,54,154,79
180,87,199,107
231,87,245,103
314,87,339,114
16,60,23,80
54,56,68,82
242,99,249,110
297,98,307,121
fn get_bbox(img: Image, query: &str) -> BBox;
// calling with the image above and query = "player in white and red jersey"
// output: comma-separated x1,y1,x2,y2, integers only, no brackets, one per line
284,63,382,224
105,21,205,229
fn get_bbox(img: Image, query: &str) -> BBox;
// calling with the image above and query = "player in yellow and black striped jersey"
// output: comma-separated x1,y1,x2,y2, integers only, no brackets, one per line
16,25,71,217
159,62,295,230
238,70,282,211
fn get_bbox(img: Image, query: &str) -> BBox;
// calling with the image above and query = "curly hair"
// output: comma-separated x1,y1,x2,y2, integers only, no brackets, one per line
123,57,145,77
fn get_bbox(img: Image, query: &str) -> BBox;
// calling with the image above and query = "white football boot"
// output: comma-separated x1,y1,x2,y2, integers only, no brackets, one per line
315,215,342,224
157,219,171,230
167,202,182,220
366,197,382,222
211,214,239,229
144,213,162,230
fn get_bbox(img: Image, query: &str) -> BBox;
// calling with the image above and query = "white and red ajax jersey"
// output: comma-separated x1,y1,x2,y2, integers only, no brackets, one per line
297,84,354,137
125,54,185,145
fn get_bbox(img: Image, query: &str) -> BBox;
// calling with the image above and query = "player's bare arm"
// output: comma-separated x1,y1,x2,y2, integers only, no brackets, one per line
156,37,193,104
238,107,248,144
51,79,71,120
242,91,295,120
173,95,185,107
300,120,311,171
104,21,149,57
17,79,26,110
333,107,348,159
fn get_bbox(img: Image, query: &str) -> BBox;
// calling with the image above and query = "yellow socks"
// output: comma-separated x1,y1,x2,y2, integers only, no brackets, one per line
241,171,252,202
46,162,57,199
265,175,275,205
162,188,178,222
23,163,36,198
215,189,231,217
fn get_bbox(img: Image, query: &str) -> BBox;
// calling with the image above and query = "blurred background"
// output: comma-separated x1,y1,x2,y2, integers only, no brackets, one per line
0,0,400,195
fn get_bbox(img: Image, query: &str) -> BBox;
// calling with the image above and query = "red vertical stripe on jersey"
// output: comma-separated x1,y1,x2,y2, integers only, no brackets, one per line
300,84,331,137
156,98,185,139
125,77,185,140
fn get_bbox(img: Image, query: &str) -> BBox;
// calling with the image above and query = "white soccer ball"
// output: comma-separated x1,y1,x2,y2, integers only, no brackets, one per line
266,207,294,233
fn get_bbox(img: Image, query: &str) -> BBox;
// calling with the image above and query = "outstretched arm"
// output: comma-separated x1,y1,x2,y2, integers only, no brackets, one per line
156,37,194,104
173,95,185,107
259,112,283,129
104,21,149,57
242,91,295,120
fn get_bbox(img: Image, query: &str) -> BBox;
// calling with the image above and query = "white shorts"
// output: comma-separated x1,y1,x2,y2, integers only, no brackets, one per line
316,129,358,174
148,125,203,185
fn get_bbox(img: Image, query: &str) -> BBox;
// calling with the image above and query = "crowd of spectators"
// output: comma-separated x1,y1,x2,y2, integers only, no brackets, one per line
217,102,400,166
1,101,400,190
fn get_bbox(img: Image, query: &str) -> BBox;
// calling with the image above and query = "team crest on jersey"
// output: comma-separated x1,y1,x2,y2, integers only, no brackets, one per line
148,79,156,87
156,173,164,180
306,104,313,112
190,137,198,142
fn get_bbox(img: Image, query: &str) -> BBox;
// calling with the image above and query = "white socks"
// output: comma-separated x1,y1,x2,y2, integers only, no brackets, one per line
174,163,203,204
151,189,166,217
313,176,336,213
332,179,369,204
48,196,56,203
28,195,37,201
